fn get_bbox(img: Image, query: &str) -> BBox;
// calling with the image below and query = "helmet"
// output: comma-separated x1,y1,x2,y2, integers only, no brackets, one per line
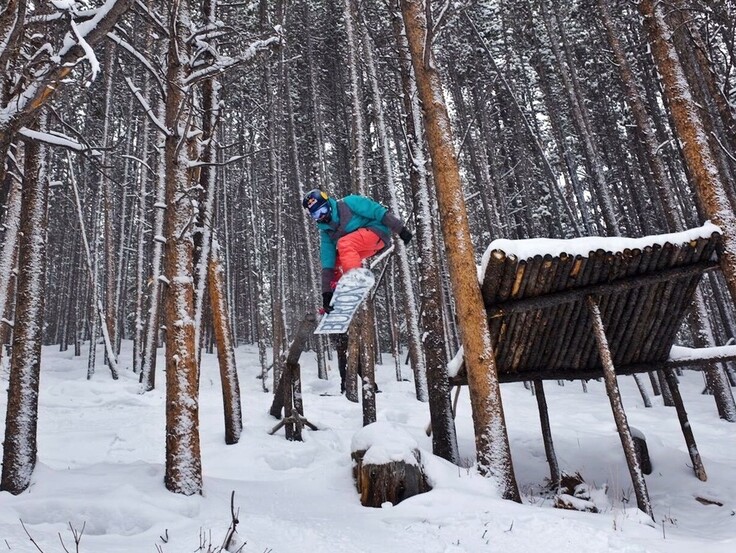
302,189,331,222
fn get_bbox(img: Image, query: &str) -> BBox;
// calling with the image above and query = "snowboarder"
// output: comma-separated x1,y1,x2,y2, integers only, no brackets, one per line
302,188,412,314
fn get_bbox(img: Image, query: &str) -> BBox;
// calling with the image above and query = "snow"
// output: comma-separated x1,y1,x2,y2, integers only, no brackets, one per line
447,346,464,377
669,344,736,362
70,19,100,81
481,222,721,275
17,128,85,150
124,76,169,136
352,421,420,466
1,342,736,552
51,0,75,9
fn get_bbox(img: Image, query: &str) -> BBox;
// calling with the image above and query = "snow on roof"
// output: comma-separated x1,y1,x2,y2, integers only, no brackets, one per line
480,222,721,282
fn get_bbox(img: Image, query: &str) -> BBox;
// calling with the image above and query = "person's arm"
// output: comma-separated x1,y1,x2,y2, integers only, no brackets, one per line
345,195,411,243
319,230,337,293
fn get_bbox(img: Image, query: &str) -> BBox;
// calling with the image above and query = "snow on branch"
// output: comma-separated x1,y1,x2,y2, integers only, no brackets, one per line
0,0,134,128
123,76,169,136
18,127,88,151
120,154,154,174
53,0,134,70
187,155,245,169
184,35,281,86
69,19,100,81
187,22,228,45
107,32,165,96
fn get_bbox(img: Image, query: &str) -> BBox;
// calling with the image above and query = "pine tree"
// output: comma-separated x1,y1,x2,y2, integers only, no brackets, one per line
400,0,520,502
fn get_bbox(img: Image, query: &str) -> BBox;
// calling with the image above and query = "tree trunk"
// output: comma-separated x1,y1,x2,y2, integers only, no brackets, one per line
209,243,243,444
139,99,167,393
391,5,458,463
1,121,49,494
640,0,736,309
100,45,119,361
362,27,427,400
162,0,202,495
400,0,520,501
359,304,377,426
0,173,21,335
192,0,221,367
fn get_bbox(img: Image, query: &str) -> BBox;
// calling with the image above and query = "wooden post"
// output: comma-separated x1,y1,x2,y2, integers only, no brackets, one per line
268,314,319,440
533,380,560,487
346,322,360,403
657,369,675,406
661,369,707,481
269,374,285,419
283,357,298,441
586,296,654,519
359,303,377,426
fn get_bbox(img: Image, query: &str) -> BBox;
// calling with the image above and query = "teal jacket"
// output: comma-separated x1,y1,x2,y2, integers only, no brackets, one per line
316,195,404,291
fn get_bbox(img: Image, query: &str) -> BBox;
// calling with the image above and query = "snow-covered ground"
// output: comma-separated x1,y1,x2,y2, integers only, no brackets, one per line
1,342,735,552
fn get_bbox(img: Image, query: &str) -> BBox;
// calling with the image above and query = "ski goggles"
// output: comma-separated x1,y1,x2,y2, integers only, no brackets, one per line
309,204,330,221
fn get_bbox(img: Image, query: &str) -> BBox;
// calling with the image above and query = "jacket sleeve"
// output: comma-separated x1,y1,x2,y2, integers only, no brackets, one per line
319,230,337,293
321,268,336,293
380,211,404,234
345,195,404,233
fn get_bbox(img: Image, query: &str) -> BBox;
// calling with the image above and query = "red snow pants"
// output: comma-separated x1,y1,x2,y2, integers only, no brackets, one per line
335,228,385,275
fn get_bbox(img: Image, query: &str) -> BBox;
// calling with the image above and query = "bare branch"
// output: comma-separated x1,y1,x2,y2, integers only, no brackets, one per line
132,0,167,35
20,520,45,553
123,76,170,136
108,31,166,97
183,35,281,86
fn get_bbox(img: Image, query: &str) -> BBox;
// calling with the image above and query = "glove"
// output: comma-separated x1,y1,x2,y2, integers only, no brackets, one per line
322,291,334,313
399,227,413,245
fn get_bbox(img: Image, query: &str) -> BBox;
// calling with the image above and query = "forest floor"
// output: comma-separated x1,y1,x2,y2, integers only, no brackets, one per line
0,341,735,552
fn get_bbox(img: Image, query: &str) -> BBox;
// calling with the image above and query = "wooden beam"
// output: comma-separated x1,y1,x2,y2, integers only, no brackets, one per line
286,313,318,365
666,347,736,368
661,370,707,481
587,296,653,519
449,350,736,386
269,313,318,436
533,380,560,486
486,260,718,317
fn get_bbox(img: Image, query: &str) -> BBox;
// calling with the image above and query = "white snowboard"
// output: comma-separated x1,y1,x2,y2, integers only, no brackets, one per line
314,268,375,335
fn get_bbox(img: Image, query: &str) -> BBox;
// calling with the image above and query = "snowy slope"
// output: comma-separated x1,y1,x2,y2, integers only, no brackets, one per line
1,343,735,552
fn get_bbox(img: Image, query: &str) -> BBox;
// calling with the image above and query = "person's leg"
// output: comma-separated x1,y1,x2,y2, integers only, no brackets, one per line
336,228,384,272
334,333,348,393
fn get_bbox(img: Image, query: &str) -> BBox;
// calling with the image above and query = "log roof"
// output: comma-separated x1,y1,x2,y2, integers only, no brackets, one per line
467,225,722,383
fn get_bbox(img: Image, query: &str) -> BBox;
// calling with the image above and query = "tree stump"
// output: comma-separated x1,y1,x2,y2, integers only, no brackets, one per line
351,422,432,507
553,472,599,513
631,428,652,475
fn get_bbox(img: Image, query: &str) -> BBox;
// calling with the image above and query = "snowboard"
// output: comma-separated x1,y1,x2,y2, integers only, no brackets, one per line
314,268,375,335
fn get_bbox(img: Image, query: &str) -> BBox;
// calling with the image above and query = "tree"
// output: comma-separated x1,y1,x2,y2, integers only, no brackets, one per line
390,2,458,463
399,0,520,502
0,0,135,187
640,0,736,312
161,0,203,495
362,25,427,402
1,119,49,494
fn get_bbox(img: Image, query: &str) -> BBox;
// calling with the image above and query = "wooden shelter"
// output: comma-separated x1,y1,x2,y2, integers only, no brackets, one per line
451,223,736,518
